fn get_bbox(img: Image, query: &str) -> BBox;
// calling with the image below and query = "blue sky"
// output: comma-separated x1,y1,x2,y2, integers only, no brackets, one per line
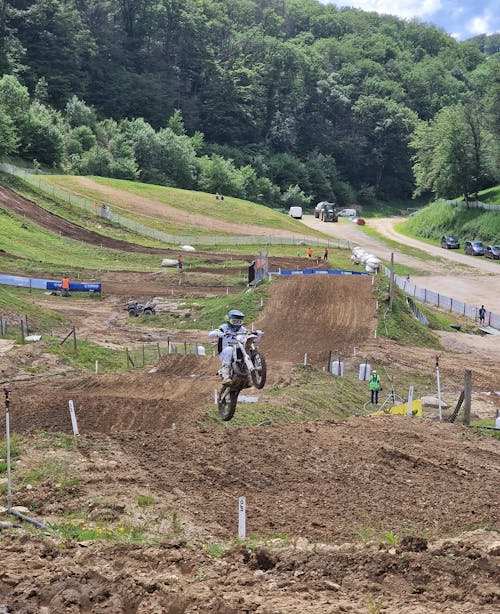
318,1,499,41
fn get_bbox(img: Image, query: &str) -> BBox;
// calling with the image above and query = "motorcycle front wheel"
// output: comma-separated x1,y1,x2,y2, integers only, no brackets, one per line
218,387,239,421
250,350,267,389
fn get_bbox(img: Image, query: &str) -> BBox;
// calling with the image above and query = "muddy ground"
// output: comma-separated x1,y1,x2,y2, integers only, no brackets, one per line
0,183,499,613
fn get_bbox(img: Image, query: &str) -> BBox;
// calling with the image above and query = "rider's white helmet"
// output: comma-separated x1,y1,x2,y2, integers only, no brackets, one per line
226,309,245,332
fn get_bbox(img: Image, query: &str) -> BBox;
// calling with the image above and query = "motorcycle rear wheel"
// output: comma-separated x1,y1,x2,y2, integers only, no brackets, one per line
218,387,239,421
250,350,267,389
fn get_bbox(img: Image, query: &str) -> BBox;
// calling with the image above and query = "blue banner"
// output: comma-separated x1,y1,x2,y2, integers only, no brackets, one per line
0,274,101,293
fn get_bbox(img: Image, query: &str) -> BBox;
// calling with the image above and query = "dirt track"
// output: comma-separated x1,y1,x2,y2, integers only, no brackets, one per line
0,182,499,613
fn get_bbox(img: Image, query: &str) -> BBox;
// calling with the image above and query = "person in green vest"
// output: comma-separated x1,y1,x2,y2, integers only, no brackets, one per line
369,370,381,404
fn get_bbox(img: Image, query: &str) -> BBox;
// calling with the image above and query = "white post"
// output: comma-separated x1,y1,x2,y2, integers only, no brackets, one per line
238,496,246,540
95,360,99,374
214,390,218,405
4,388,12,510
68,400,79,436
435,356,442,421
407,386,414,416
303,353,307,366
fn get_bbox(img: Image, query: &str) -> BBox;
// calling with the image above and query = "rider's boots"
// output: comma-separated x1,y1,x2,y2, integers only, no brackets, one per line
220,363,232,385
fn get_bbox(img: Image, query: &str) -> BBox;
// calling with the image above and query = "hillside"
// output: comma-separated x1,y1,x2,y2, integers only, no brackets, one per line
0,176,499,614
403,200,500,245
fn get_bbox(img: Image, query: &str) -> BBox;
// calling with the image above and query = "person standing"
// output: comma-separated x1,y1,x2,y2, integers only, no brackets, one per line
306,247,313,259
369,370,381,404
323,246,329,261
178,254,184,271
479,305,486,325
61,275,70,297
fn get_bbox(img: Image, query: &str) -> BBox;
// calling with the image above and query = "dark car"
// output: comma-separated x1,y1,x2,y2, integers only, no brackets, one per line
484,245,500,260
464,240,485,256
440,235,460,249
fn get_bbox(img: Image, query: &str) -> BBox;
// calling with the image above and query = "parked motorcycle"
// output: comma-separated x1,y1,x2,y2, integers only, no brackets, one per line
126,299,156,317
217,331,267,421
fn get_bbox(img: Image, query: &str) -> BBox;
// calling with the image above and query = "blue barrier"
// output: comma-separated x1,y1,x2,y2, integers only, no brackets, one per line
0,274,101,293
271,269,369,276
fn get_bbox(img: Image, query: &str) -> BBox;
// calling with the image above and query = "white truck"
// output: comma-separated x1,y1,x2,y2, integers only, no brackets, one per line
288,206,303,219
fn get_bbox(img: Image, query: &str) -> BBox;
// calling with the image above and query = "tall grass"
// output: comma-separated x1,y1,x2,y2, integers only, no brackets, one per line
404,202,500,244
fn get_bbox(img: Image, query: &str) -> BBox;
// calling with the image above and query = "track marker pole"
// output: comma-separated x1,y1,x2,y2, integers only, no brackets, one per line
4,387,12,510
435,356,442,421
68,400,80,436
238,497,246,540
407,386,414,416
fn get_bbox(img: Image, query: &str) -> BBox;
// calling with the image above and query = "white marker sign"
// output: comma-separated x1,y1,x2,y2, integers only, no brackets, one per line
238,496,246,540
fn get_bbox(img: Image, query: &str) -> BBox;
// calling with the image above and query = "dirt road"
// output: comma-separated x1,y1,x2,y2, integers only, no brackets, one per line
301,215,500,308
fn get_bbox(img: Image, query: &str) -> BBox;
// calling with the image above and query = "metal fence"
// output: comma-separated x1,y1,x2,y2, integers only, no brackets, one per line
125,337,213,369
0,163,350,249
383,267,500,329
441,198,500,211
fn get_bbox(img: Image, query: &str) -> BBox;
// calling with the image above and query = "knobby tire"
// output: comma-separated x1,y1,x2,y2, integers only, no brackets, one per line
250,350,267,389
218,388,239,421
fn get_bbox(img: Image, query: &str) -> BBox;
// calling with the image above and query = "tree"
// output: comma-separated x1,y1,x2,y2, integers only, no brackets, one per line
411,101,497,202
0,107,18,157
0,75,30,123
281,184,310,209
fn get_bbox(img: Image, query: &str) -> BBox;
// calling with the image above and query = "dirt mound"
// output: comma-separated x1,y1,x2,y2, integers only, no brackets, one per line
3,355,221,434
258,274,376,364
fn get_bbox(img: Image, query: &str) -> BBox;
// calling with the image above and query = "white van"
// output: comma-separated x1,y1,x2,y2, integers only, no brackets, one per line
288,206,303,219
338,208,357,217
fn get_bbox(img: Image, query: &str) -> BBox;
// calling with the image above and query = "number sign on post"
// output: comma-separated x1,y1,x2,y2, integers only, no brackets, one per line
238,496,246,540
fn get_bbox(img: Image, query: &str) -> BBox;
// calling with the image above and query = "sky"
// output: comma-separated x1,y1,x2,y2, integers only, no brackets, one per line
318,1,499,41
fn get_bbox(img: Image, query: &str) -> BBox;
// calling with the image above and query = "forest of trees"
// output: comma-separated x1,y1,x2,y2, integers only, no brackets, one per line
0,0,498,208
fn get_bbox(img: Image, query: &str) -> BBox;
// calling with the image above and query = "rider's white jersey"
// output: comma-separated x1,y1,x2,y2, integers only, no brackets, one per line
208,323,248,352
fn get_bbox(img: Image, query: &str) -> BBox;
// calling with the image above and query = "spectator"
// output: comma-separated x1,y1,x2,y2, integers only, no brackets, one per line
405,274,410,284
61,275,70,298
178,255,184,271
323,246,329,261
479,305,486,325
306,247,313,259
215,192,220,200
369,370,381,404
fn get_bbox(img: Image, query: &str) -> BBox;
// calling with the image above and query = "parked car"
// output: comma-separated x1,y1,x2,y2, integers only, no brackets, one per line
440,235,460,249
338,208,357,217
484,245,500,260
464,240,485,256
314,201,334,218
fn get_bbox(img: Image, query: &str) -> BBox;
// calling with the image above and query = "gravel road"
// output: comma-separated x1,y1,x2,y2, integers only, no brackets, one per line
301,214,500,309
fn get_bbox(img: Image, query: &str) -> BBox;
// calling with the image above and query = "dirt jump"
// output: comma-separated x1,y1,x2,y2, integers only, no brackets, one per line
0,181,499,614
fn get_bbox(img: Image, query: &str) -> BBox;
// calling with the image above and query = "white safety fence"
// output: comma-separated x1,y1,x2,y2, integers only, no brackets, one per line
383,266,500,329
0,163,350,249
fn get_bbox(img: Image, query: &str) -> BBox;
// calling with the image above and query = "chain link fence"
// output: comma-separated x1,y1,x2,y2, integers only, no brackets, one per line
442,198,500,212
383,267,500,329
125,337,213,369
0,163,350,249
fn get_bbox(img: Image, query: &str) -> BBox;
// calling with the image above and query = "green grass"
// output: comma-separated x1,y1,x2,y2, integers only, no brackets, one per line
204,363,435,428
51,520,154,544
40,174,326,236
0,205,162,272
469,421,500,440
0,286,66,333
45,337,127,373
402,201,500,246
128,285,268,331
374,277,443,348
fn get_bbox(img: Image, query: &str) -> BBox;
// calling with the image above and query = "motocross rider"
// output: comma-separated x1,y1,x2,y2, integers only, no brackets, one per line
208,309,247,385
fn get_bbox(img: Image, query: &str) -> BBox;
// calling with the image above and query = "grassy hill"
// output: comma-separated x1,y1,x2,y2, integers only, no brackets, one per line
402,199,500,245
39,175,320,236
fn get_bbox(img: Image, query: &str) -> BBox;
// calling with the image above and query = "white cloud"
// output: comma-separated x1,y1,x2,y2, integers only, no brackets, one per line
467,16,490,35
320,1,442,20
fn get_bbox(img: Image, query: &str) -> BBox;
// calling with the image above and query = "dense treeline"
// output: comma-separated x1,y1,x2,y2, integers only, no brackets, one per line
0,0,498,208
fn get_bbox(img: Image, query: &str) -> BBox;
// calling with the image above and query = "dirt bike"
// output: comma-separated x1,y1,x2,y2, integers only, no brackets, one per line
217,331,267,421
126,299,156,317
